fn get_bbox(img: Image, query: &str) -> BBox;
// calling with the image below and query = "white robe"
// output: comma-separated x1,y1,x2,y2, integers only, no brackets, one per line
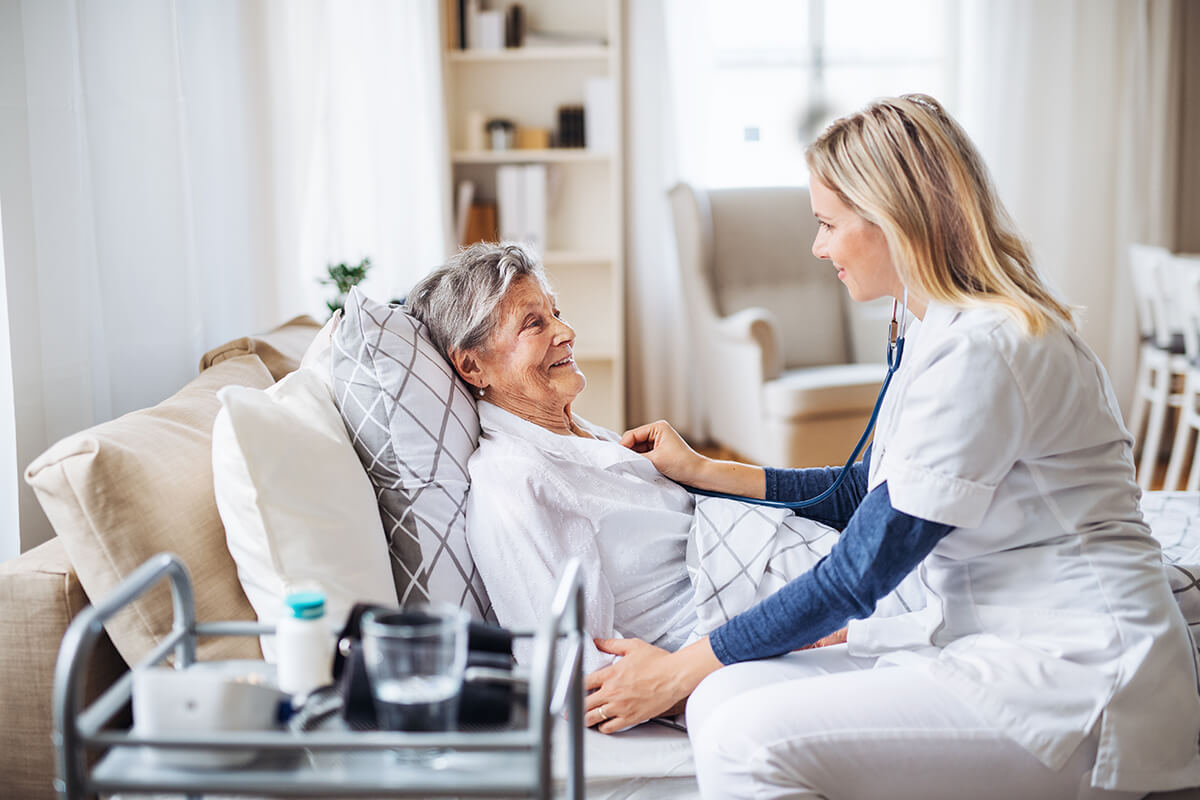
854,301,1200,791
465,402,699,672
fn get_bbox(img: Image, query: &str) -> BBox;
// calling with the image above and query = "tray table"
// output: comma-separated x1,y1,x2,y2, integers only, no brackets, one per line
53,553,585,799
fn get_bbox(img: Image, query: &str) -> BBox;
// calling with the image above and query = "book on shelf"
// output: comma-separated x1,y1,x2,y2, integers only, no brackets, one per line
522,30,607,48
457,0,508,51
496,164,547,254
462,203,498,247
584,77,613,155
474,9,505,50
455,180,476,245
556,106,585,149
522,164,547,252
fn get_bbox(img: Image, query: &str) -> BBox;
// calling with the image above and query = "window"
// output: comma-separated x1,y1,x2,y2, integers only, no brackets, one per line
687,0,954,187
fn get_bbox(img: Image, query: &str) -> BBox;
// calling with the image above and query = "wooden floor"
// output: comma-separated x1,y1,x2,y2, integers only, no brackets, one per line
1149,459,1169,491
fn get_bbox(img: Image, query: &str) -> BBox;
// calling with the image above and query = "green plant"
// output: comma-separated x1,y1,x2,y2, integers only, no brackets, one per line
320,257,372,318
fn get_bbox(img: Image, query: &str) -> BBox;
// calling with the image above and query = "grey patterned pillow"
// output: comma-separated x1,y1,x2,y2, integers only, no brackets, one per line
331,287,493,621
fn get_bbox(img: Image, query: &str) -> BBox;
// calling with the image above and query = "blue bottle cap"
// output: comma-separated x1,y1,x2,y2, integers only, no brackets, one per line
284,591,326,619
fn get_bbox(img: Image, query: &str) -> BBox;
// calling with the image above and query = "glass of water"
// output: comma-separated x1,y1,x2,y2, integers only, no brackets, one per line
361,603,470,760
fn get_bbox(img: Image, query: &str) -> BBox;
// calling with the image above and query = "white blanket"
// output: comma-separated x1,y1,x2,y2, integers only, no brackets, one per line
686,496,926,636
467,404,900,671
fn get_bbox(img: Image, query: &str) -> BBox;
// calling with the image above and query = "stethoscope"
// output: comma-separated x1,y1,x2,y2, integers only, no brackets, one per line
681,290,909,509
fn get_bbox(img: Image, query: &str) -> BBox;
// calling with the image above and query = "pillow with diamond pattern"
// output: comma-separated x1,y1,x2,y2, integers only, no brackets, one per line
331,287,493,621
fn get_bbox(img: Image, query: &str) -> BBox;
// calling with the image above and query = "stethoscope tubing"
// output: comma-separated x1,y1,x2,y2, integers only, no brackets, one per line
678,293,908,510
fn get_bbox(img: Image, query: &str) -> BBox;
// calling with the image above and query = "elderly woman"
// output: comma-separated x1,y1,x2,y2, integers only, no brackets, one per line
407,243,701,671
407,243,874,673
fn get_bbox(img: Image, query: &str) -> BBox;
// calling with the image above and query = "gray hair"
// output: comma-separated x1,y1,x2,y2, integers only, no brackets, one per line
407,242,551,357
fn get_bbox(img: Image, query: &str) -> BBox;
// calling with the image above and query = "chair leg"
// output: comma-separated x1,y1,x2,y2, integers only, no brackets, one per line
1138,374,1170,490
1189,438,1200,492
1128,358,1152,455
1165,374,1197,491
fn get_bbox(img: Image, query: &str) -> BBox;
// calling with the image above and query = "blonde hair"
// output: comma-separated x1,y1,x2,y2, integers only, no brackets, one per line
806,94,1072,335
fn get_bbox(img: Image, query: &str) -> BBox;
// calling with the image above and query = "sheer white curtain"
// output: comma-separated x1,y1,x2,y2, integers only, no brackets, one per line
0,0,448,557
262,1,452,313
624,0,708,438
954,0,1182,414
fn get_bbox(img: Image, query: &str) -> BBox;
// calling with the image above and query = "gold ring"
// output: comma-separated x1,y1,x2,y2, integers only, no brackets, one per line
599,705,609,721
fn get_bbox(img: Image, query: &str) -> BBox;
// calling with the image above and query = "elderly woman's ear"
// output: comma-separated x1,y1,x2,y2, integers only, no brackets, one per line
451,349,486,392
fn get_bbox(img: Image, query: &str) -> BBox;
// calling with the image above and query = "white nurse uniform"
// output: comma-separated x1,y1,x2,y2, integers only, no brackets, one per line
689,302,1200,797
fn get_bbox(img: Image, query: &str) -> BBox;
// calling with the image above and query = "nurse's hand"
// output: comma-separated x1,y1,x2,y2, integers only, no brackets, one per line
584,636,724,734
620,420,706,483
802,626,848,649
621,420,767,499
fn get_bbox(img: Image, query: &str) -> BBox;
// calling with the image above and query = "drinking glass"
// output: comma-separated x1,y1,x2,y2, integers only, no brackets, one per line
361,603,470,760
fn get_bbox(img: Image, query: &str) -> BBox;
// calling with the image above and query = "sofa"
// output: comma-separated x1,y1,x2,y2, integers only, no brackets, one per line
0,315,322,798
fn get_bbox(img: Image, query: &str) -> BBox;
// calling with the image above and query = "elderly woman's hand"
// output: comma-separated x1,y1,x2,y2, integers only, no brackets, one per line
584,636,723,733
620,420,705,484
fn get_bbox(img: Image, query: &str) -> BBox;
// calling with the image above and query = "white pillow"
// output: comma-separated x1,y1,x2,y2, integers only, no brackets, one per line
212,367,397,660
299,311,339,377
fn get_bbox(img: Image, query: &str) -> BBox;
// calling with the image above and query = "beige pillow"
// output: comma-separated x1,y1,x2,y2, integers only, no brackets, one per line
25,355,274,667
199,314,323,381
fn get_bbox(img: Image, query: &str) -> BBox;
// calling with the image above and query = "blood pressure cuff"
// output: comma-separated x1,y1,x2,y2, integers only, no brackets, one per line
333,603,517,728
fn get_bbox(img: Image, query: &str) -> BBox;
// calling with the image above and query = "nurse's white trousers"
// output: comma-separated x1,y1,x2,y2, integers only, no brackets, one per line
685,645,1144,800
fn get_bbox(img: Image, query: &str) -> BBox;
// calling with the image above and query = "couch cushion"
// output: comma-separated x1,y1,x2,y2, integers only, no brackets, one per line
25,355,273,667
331,288,492,620
213,366,397,660
0,537,127,799
200,314,323,381
762,363,888,420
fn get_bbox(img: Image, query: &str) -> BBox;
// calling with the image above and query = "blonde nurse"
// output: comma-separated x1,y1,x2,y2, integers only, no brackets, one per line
583,94,1200,799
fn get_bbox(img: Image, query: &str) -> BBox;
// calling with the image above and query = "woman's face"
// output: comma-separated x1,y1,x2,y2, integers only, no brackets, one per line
466,276,586,425
810,176,903,303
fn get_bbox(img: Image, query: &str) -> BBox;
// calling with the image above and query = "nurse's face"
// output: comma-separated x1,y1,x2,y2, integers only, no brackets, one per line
810,176,903,303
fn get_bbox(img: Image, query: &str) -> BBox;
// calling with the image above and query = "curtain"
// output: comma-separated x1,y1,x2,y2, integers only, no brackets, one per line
624,0,711,439
0,0,448,557
954,0,1181,415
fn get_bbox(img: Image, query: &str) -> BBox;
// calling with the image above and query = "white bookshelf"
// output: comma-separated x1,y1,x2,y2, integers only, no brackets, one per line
441,0,626,432
451,149,610,164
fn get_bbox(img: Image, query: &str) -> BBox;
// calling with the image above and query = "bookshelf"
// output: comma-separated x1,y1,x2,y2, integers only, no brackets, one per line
440,0,626,432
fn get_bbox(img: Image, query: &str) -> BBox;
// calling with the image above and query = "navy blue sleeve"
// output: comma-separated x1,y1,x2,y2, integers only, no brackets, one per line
763,444,872,530
707,480,953,664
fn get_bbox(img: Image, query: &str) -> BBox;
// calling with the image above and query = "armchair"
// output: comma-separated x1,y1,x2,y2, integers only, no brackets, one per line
668,183,888,468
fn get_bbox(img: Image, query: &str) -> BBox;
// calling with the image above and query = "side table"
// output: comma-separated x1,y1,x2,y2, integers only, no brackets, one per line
53,553,585,799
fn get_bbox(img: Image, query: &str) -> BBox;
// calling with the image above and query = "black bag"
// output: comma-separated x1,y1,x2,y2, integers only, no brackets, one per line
332,603,517,728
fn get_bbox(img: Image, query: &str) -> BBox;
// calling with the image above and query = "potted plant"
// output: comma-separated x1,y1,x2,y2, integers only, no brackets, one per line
320,257,372,318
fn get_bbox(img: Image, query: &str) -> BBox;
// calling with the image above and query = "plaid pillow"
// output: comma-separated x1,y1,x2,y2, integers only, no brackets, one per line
331,288,493,621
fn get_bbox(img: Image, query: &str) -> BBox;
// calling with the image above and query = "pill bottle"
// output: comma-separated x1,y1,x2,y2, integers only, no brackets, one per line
276,590,332,698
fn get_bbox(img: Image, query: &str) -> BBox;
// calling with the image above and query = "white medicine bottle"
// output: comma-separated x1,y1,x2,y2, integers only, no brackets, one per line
276,590,332,698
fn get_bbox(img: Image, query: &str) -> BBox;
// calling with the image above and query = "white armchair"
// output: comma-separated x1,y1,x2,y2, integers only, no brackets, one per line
668,183,888,468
